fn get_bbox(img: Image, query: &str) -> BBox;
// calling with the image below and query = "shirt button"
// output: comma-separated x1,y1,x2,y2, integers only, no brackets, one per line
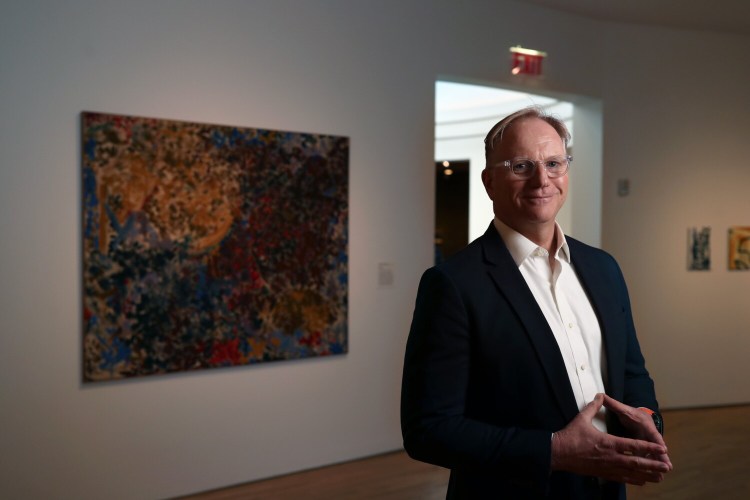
568,323,574,329
580,364,586,371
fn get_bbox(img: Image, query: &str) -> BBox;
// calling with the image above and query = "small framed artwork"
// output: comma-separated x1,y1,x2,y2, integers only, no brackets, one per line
728,226,750,270
687,227,710,271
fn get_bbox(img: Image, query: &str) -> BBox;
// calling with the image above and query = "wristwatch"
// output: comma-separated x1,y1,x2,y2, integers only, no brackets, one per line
638,407,664,435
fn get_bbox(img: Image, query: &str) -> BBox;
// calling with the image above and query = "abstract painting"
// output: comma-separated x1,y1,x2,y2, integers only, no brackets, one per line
82,112,349,382
728,226,750,270
687,226,710,271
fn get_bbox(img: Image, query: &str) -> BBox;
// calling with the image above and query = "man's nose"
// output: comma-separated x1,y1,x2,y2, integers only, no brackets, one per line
528,161,550,186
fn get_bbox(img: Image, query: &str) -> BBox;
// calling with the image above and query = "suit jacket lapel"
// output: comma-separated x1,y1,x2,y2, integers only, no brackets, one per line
568,240,626,400
479,225,580,422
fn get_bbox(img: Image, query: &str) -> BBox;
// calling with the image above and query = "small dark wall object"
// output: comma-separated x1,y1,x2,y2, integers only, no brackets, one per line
687,227,711,271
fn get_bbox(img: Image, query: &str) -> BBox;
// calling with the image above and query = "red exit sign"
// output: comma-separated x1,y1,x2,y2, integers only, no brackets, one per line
510,46,547,76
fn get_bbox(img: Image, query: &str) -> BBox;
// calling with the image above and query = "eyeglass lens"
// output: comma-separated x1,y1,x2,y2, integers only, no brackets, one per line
510,156,569,178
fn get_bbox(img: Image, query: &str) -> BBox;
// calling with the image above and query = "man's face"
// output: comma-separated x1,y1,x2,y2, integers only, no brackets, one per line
481,117,568,235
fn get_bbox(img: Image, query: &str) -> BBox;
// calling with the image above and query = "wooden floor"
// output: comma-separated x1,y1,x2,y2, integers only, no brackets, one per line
179,405,750,499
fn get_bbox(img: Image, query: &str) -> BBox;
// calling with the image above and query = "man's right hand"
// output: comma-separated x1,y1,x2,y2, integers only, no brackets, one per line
550,393,672,485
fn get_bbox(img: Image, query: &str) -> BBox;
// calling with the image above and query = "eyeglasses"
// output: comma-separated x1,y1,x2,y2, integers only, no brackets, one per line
493,155,572,179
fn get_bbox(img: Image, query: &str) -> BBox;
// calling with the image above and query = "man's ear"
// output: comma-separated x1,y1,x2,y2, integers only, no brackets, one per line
481,168,494,199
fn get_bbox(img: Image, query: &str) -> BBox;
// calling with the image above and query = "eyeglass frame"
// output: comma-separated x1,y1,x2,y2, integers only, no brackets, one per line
490,154,573,179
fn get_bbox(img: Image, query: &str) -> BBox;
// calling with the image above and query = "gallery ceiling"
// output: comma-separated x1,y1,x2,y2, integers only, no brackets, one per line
514,0,750,36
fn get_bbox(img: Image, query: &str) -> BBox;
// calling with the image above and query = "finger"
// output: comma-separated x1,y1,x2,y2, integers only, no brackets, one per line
639,422,667,447
627,458,668,484
605,453,670,483
602,395,644,424
602,393,628,413
612,435,667,457
642,454,671,472
658,452,673,470
598,435,670,475
602,395,655,429
620,448,672,474
641,447,672,468
581,393,605,417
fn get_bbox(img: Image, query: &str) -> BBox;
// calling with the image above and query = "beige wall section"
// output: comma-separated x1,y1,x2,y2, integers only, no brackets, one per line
600,24,750,408
0,1,748,499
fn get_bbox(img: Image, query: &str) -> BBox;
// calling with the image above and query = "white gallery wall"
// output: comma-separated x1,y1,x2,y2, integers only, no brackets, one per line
1,1,748,498
600,23,750,408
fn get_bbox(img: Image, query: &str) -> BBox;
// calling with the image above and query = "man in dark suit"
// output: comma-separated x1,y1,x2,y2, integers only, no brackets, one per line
401,107,672,499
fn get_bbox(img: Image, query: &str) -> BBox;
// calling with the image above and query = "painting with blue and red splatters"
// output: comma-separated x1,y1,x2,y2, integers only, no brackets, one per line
81,112,349,382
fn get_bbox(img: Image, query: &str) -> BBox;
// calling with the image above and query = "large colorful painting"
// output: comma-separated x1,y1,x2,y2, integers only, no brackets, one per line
82,112,349,382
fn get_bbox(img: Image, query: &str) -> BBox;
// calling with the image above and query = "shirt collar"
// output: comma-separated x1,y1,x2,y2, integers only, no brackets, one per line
492,217,570,266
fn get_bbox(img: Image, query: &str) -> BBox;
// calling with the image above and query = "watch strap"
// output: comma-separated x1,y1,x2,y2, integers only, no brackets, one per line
638,407,664,435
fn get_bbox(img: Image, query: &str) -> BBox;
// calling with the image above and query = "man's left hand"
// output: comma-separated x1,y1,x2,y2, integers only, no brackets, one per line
602,394,673,471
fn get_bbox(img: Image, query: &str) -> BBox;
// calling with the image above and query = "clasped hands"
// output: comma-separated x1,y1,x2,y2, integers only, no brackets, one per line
551,393,673,485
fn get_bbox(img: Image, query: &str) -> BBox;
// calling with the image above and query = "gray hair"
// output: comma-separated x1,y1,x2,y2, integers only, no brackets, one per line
483,106,570,165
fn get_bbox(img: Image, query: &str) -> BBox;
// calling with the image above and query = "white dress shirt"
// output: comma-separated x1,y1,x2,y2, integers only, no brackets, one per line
493,218,608,432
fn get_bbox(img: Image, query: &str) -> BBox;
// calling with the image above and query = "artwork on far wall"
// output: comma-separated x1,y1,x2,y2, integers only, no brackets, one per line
728,226,750,270
82,112,349,382
687,226,711,271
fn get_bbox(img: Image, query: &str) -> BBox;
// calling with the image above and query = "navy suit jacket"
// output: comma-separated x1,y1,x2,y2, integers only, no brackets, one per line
401,224,659,499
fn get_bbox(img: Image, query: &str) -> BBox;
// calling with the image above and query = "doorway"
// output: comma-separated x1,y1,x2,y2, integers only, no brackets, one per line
434,159,470,264
434,80,602,251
